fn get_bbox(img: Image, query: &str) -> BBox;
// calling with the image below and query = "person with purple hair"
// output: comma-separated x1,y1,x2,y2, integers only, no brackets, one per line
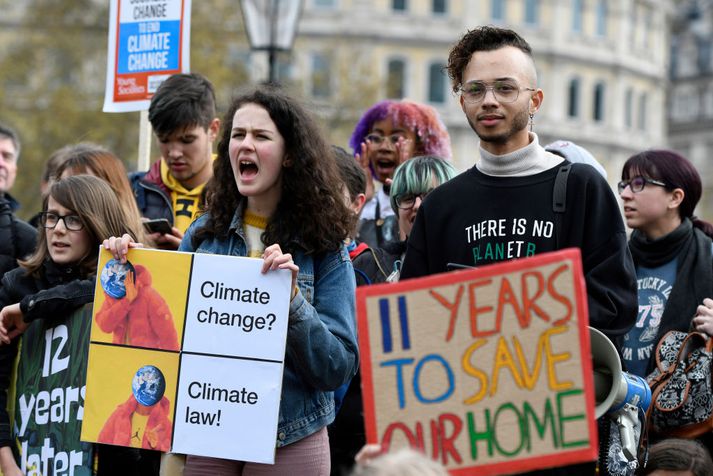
349,100,451,249
618,150,713,378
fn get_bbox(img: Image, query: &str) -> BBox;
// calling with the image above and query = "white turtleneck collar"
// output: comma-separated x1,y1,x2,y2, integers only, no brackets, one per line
477,132,564,177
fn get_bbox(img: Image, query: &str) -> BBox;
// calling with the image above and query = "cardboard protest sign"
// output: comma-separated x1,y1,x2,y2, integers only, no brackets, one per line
13,304,95,475
103,0,192,112
357,248,597,475
81,248,291,463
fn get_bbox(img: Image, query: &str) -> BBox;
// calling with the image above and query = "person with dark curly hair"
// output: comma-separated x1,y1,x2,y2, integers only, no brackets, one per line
107,85,359,475
184,85,358,475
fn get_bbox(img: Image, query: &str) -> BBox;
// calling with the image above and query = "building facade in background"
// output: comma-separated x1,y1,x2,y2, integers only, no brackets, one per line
0,0,679,213
669,0,713,217
248,0,672,189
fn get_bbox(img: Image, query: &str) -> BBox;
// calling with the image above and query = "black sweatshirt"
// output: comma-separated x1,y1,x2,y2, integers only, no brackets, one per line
401,162,637,340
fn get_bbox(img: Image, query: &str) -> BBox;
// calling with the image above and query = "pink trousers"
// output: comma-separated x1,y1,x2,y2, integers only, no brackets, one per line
183,427,330,476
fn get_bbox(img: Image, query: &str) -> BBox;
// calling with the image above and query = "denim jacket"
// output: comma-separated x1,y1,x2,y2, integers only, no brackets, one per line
179,209,359,447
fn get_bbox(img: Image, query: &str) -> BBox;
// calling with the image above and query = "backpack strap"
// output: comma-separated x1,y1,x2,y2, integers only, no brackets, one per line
553,164,571,213
552,163,572,249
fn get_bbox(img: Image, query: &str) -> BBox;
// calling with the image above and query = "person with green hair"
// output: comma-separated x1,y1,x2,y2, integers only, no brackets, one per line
353,155,456,285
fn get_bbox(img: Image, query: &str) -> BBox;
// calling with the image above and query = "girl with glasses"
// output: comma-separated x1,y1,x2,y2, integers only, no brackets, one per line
349,100,452,250
55,143,168,473
0,175,142,476
619,150,713,380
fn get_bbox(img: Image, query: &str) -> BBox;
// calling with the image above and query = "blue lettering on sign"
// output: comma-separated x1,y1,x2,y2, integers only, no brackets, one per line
379,296,411,354
398,296,411,351
117,21,180,74
379,298,393,353
380,358,414,409
379,354,455,409
413,354,454,404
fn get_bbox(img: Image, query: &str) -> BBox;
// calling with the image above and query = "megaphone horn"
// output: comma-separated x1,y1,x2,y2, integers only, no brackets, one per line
589,327,652,419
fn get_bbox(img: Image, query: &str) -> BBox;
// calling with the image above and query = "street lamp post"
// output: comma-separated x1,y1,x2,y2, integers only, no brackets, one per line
240,0,304,84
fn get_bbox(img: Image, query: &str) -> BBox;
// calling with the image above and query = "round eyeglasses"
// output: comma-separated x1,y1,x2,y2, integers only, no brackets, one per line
617,176,669,194
41,212,85,231
460,80,536,104
365,133,407,146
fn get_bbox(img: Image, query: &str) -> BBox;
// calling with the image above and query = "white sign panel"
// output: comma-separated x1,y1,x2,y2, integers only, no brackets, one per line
183,254,291,361
172,354,284,463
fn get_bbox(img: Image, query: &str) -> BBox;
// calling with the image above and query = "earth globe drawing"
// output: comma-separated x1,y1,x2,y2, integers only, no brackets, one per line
100,259,135,299
131,365,166,407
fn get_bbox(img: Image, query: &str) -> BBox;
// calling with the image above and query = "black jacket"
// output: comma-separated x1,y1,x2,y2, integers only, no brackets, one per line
0,196,37,280
352,240,407,286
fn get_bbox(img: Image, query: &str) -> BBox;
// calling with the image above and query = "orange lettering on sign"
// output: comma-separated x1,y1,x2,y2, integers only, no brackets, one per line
430,265,573,339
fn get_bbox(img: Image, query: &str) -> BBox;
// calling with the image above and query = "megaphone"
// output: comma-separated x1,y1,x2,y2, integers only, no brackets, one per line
590,327,651,461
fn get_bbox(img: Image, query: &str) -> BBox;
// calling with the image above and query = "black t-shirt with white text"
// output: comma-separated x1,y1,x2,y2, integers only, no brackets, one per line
401,162,637,339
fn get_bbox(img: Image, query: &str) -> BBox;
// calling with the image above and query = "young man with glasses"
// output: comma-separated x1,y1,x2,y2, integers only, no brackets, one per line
400,24,638,476
402,25,635,335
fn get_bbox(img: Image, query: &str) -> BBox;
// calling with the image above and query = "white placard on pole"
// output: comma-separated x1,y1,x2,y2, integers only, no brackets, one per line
103,0,192,113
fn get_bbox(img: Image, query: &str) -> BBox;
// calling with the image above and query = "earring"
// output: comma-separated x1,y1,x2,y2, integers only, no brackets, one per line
529,113,534,132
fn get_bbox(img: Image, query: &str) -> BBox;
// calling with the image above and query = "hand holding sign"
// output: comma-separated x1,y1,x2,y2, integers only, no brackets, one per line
262,244,299,293
103,233,144,264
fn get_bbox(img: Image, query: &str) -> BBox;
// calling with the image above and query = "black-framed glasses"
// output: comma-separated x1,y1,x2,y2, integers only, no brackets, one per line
617,176,669,194
460,80,536,104
365,133,406,146
41,212,84,231
396,191,431,210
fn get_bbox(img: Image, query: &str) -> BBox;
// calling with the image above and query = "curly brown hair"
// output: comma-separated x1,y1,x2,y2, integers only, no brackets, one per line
195,85,354,255
447,26,533,93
